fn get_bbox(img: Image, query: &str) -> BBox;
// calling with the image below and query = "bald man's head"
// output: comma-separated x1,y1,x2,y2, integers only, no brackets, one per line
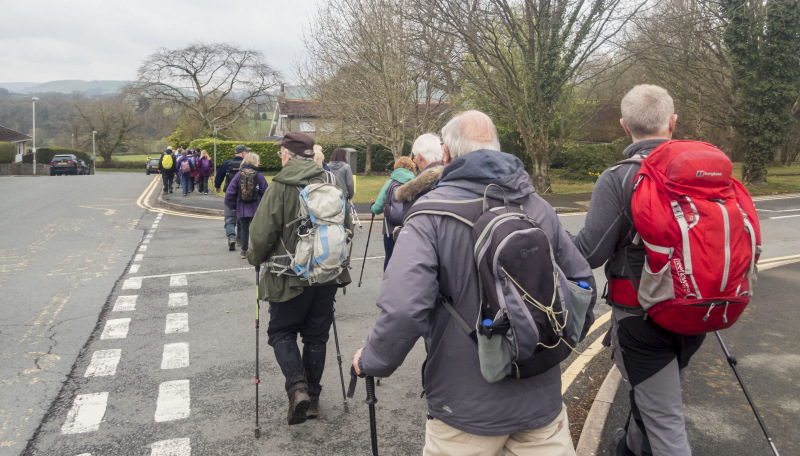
441,110,501,159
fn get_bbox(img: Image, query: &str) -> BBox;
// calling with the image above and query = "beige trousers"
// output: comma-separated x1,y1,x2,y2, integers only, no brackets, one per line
423,404,575,456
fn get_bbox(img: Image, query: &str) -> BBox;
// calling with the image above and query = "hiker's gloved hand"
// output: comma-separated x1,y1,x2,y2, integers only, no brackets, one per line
352,348,366,378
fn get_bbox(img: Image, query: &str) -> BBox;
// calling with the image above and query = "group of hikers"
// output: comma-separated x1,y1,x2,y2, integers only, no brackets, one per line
167,84,762,455
157,147,215,196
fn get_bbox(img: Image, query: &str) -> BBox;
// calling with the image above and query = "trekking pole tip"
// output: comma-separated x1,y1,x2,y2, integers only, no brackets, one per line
254,426,260,438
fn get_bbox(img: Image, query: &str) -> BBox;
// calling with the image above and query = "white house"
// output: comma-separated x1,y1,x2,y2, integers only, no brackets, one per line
0,125,32,162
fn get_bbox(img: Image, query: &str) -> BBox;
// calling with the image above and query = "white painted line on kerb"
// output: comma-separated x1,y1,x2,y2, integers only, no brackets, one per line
170,275,188,287
169,293,188,307
122,277,142,290
101,319,131,340
112,295,137,312
61,392,108,434
139,245,148,252
165,314,189,334
561,311,612,394
135,254,144,262
161,343,190,370
129,264,140,274
84,349,122,377
151,438,190,456
155,380,190,422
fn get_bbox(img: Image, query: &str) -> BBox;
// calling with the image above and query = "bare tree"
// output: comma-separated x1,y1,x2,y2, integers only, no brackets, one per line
74,96,140,163
302,0,455,161
416,0,646,192
125,43,281,133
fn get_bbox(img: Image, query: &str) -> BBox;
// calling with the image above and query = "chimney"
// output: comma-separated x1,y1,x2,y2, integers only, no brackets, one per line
278,83,286,103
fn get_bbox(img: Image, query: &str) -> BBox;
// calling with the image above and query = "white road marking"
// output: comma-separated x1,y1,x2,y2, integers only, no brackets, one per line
129,264,140,274
112,295,137,312
143,238,150,244
152,223,159,228
561,311,612,394
61,393,108,434
75,453,92,456
150,438,190,456
165,314,189,334
760,254,800,264
101,319,131,340
168,293,188,307
770,214,800,220
139,245,148,252
756,208,800,212
135,254,144,262
154,380,190,422
84,349,122,377
161,343,190,370
170,275,188,287
122,277,142,290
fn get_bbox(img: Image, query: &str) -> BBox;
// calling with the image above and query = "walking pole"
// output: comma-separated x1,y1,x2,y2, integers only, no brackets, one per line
254,265,261,439
365,376,379,456
347,368,379,456
350,201,363,230
358,213,376,287
331,306,349,412
715,331,780,456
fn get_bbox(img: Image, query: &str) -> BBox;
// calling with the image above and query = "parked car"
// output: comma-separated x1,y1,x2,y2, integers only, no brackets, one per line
78,160,88,175
50,154,80,176
146,157,161,175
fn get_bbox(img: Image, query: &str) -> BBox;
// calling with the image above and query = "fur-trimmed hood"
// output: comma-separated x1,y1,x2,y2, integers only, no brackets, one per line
395,164,444,203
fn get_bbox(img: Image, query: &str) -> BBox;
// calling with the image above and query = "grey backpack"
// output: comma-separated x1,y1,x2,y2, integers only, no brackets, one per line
406,187,594,382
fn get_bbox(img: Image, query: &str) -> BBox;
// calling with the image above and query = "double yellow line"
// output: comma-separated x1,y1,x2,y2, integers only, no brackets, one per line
136,176,223,220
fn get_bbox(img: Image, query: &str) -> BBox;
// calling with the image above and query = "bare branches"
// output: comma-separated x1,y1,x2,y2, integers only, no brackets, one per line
125,43,282,133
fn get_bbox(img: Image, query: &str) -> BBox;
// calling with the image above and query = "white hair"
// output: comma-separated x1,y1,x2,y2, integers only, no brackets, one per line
620,85,674,138
411,133,443,163
241,152,260,167
441,110,501,159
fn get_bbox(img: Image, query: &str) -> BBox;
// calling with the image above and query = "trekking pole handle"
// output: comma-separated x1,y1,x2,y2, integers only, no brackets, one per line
365,376,377,406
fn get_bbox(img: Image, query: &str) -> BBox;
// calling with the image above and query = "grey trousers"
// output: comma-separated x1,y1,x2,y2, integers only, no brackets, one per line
611,307,705,456
223,204,240,242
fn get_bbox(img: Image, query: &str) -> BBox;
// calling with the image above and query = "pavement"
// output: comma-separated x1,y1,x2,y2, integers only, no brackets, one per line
157,181,799,455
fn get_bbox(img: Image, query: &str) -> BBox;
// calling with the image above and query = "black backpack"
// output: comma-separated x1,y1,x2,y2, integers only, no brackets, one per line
383,180,405,226
405,187,593,382
224,158,243,192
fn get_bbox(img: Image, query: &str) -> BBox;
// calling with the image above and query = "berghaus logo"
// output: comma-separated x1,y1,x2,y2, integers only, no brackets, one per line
696,170,722,177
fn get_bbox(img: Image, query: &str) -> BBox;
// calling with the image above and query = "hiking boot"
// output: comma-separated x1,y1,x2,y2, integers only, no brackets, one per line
287,389,311,425
228,239,236,251
611,428,633,456
306,396,319,419
240,251,247,259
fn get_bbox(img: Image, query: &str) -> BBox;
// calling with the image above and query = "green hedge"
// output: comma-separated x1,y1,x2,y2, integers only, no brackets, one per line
0,142,15,164
186,139,410,173
35,147,93,165
187,140,283,171
95,160,144,169
550,138,631,181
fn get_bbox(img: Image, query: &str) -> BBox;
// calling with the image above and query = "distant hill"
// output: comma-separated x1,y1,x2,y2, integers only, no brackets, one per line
0,80,129,96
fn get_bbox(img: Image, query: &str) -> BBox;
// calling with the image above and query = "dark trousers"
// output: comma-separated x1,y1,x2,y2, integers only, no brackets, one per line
161,172,174,192
198,176,209,194
267,285,338,398
239,217,252,252
382,234,395,271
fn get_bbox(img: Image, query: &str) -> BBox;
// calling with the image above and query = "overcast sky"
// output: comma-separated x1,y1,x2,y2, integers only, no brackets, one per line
0,0,320,83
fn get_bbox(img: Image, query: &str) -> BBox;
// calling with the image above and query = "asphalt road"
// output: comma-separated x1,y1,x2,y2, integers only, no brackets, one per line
3,173,798,456
0,173,147,455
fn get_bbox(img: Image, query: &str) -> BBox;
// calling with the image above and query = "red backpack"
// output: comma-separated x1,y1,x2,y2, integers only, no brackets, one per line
626,140,761,335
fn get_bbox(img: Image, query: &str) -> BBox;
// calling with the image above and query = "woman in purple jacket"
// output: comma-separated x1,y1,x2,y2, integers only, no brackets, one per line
225,153,268,259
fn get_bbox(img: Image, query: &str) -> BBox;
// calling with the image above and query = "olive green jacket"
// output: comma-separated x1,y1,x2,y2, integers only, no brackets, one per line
247,158,353,302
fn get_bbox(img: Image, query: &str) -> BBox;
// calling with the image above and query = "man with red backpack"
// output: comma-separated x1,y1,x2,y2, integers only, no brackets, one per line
571,85,760,456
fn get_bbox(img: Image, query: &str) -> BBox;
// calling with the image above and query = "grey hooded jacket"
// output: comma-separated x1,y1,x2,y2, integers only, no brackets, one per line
570,138,668,279
360,149,596,436
328,161,354,200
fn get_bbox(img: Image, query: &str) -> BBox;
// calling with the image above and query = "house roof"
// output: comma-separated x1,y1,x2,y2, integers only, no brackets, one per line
278,99,323,118
0,125,32,143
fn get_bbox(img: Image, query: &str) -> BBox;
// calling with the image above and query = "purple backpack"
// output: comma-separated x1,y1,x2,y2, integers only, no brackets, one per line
199,158,212,176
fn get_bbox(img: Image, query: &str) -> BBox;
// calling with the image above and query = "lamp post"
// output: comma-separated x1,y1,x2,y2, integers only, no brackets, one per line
92,131,97,175
72,133,75,149
213,125,218,171
32,97,39,174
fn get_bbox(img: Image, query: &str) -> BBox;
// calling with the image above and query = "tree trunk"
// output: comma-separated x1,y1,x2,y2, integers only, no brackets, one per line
365,141,372,173
529,150,552,194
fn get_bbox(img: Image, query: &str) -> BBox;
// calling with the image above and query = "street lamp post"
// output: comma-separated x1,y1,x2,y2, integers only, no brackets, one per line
32,97,39,174
72,133,75,149
213,125,219,171
92,131,97,175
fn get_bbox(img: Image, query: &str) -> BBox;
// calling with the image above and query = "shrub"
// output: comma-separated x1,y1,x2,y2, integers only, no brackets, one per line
550,137,631,181
35,147,93,165
0,142,16,164
187,140,282,171
94,160,145,169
